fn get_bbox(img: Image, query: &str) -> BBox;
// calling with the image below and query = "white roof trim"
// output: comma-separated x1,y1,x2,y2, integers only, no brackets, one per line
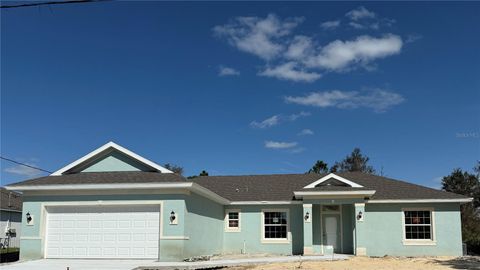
294,190,376,198
6,182,229,205
368,198,473,204
303,173,363,188
5,182,192,191
51,141,173,175
230,201,303,205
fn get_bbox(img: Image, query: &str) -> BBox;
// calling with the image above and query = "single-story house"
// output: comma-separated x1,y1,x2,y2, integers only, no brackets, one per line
1,187,22,248
5,142,472,261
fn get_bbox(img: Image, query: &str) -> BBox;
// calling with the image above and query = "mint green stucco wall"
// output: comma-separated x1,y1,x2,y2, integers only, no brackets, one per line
184,193,224,258
20,194,189,261
19,193,465,261
79,151,153,173
358,203,463,256
223,205,304,255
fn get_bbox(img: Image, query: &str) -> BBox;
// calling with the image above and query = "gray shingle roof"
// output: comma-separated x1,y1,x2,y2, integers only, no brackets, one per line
1,187,22,211
6,171,468,202
193,172,468,201
7,171,186,186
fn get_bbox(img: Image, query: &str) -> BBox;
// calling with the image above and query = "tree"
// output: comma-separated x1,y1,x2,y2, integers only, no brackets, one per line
307,160,329,174
442,165,480,254
187,170,209,179
332,148,375,174
442,168,479,207
163,163,184,175
475,161,480,177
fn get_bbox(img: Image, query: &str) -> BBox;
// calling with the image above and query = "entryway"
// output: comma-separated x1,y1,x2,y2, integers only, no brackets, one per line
321,205,342,253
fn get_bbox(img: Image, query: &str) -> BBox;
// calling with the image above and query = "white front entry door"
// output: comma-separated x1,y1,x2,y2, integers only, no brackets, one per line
322,214,339,252
45,205,160,259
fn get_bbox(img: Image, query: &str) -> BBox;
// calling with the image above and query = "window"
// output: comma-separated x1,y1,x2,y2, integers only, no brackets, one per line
403,210,434,241
263,211,288,240
225,210,240,232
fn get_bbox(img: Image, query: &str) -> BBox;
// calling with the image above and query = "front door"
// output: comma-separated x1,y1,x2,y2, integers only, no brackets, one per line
322,214,340,253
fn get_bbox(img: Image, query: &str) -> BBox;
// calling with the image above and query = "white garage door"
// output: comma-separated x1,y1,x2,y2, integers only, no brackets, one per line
45,205,160,259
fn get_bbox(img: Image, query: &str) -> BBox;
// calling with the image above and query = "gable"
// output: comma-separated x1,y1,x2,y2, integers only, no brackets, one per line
315,178,350,187
303,173,363,188
78,150,154,173
51,141,173,175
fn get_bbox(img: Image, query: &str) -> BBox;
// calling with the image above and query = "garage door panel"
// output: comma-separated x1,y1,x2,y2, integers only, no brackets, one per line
46,205,160,259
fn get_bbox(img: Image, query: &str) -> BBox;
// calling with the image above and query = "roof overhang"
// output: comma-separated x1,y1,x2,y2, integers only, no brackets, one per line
51,141,173,175
294,190,376,199
303,173,364,188
5,182,230,205
368,198,474,204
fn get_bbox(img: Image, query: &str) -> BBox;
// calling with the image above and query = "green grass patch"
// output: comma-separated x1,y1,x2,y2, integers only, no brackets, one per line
0,248,19,254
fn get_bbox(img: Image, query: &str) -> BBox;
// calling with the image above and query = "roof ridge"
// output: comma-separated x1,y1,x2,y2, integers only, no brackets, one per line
196,173,322,178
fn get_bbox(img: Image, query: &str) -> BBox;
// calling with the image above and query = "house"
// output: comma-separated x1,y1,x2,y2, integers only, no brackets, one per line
0,187,22,249
5,142,472,261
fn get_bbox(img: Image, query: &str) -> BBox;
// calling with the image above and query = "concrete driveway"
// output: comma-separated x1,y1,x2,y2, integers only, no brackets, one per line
0,259,155,270
1,255,350,270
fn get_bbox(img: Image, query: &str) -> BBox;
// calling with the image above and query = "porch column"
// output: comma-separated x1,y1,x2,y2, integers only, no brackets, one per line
354,203,367,256
303,203,313,255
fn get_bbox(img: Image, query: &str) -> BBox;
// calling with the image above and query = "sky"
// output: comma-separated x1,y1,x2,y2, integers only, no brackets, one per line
1,1,479,188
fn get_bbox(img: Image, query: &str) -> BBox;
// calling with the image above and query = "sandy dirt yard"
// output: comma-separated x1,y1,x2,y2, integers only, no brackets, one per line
226,256,480,270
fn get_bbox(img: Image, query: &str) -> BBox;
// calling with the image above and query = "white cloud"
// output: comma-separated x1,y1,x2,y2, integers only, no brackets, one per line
320,20,341,30
305,35,403,71
4,164,42,177
265,141,298,149
349,21,380,30
214,14,403,82
346,6,376,21
259,62,321,82
213,14,303,60
218,66,240,76
285,89,405,113
287,111,311,121
349,22,366,29
250,115,280,129
298,129,314,136
285,36,314,60
345,7,393,31
250,111,310,129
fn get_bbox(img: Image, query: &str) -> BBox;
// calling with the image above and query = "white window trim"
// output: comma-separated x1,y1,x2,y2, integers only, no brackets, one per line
261,208,290,244
401,207,436,246
303,173,363,188
225,209,241,232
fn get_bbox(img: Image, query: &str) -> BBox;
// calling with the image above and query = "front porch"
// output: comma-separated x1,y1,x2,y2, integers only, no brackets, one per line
301,200,366,256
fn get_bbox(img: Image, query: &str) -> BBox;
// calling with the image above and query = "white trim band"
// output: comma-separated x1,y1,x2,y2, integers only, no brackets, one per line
230,201,303,205
6,182,230,205
368,198,473,203
294,190,376,197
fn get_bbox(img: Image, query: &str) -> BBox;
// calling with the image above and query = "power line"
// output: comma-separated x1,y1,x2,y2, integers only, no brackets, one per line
0,156,52,174
1,0,108,9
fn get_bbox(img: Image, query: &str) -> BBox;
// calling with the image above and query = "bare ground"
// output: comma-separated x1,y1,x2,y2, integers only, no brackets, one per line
225,256,480,270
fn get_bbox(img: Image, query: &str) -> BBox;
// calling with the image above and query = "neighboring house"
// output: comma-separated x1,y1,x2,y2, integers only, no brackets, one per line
5,142,472,261
0,187,22,248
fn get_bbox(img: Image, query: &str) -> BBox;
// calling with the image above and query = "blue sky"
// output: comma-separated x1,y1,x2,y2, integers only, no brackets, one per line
1,1,479,188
